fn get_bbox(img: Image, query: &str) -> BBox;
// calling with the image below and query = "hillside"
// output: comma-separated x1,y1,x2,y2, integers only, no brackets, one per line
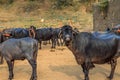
0,0,93,31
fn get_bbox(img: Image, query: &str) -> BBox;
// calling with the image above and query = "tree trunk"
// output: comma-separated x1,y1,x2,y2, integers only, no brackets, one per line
93,0,120,31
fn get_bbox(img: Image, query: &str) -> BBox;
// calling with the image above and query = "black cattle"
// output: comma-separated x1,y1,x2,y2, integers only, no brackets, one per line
0,32,4,64
2,28,14,41
112,24,120,34
92,31,120,39
0,37,38,80
0,32,3,64
73,27,79,33
11,26,36,38
60,25,120,80
0,29,13,64
0,32,3,43
35,27,56,49
10,28,29,38
53,28,64,46
106,24,120,35
28,25,36,38
0,26,36,64
1,26,36,41
0,51,3,64
41,27,64,46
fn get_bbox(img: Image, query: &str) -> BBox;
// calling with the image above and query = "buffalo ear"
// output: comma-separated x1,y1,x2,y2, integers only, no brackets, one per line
29,25,36,38
72,29,79,36
30,25,36,31
58,28,63,37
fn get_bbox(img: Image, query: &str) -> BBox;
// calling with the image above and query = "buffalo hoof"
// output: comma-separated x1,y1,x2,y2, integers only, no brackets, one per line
106,76,112,80
51,46,55,49
50,49,55,52
8,77,14,80
0,60,4,64
0,62,3,64
8,74,14,80
30,77,37,80
84,77,89,80
57,44,60,46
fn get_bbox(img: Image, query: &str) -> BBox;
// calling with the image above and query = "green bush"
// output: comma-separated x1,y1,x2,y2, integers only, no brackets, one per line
98,0,109,18
53,0,74,9
28,0,44,2
98,0,108,10
0,0,13,4
21,1,40,13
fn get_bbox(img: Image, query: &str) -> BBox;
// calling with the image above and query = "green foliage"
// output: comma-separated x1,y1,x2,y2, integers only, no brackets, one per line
53,0,74,9
28,0,44,1
97,0,109,18
79,0,89,3
98,0,108,11
8,0,14,4
29,0,35,1
0,0,13,4
21,1,40,13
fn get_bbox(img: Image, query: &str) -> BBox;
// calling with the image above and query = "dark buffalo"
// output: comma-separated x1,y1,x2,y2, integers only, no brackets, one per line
0,52,3,64
112,24,120,34
53,27,64,46
42,27,64,46
106,24,120,35
1,26,35,41
0,32,3,64
0,29,13,64
11,26,36,38
11,28,29,38
0,32,4,64
92,31,120,39
73,27,79,33
60,25,120,80
35,27,56,49
2,28,14,41
0,37,38,80
0,26,36,64
28,25,36,38
0,32,3,43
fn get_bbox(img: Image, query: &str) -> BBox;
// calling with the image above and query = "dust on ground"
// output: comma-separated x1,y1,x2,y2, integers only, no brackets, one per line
0,44,120,80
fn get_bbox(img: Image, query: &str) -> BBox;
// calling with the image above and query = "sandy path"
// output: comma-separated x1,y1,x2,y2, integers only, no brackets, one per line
0,44,120,80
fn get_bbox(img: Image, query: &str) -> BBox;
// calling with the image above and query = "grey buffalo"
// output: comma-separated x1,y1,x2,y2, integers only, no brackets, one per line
0,37,38,80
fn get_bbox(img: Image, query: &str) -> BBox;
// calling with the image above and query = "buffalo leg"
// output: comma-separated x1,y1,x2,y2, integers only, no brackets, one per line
51,39,54,48
6,61,14,80
48,40,51,44
51,38,55,48
56,38,60,46
59,38,63,46
39,41,42,49
81,63,89,80
43,41,47,45
0,55,3,64
108,59,117,80
28,59,37,80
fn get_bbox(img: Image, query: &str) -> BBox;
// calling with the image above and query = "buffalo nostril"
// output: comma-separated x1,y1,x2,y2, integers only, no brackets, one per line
65,34,71,41
66,37,70,41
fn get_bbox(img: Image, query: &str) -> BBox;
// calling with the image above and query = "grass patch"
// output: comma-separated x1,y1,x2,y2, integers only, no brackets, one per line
0,1,93,31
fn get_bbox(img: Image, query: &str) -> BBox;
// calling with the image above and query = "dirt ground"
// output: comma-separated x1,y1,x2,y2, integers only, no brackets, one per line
0,44,120,80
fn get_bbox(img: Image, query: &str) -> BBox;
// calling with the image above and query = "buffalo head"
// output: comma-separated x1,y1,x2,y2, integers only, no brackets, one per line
60,25,78,46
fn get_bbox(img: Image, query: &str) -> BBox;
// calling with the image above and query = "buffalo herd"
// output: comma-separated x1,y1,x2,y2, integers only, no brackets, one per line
0,25,120,80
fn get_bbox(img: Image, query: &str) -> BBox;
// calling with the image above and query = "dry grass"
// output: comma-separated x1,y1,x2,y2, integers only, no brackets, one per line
0,1,93,31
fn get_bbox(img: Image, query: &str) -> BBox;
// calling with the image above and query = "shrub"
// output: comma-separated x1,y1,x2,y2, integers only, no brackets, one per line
0,0,13,4
53,0,73,9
